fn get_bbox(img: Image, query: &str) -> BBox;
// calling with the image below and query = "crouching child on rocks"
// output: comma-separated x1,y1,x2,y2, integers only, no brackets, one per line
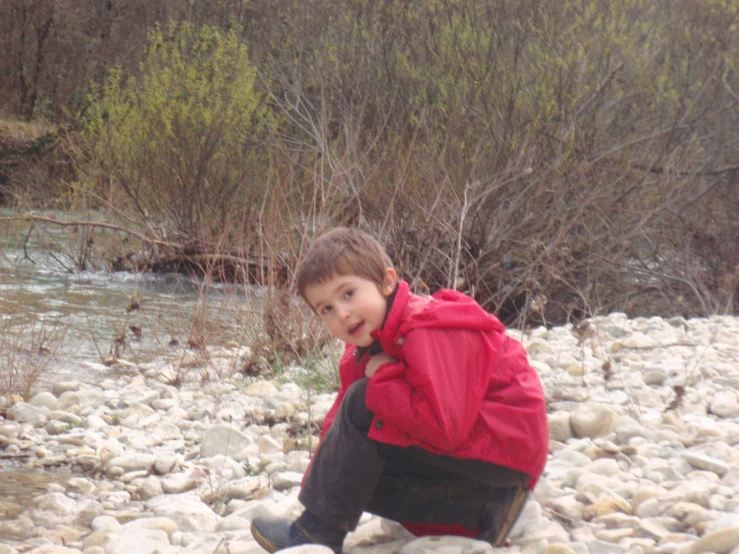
251,227,549,554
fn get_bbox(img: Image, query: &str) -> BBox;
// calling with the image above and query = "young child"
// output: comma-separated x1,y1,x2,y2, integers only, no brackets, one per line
251,227,548,554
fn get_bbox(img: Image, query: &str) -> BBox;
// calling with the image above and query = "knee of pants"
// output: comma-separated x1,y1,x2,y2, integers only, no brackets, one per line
341,378,374,430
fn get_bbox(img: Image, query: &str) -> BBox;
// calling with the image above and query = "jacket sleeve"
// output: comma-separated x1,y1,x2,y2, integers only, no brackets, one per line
319,345,363,438
365,328,491,453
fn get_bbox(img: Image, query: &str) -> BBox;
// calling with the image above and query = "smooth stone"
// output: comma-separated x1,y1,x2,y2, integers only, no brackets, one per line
147,492,221,533
550,495,585,521
120,469,151,483
22,492,103,528
105,453,157,475
201,425,252,458
0,517,38,541
613,415,651,443
272,471,304,491
85,415,107,429
256,434,283,455
47,410,83,424
154,454,180,475
20,544,82,554
620,332,659,348
546,545,578,554
0,421,21,438
8,402,46,423
130,474,164,499
82,528,116,549
583,497,632,520
161,470,205,494
215,515,251,532
29,391,58,411
593,527,634,542
103,528,170,554
548,412,573,442
621,537,657,551
59,388,104,410
91,515,123,532
121,516,179,538
585,458,621,477
683,451,730,477
199,454,247,480
243,380,280,398
67,477,96,495
120,387,160,406
517,520,570,546
51,381,81,396
685,525,739,554
398,536,494,554
710,391,739,418
631,486,667,514
591,513,639,529
643,369,668,385
571,403,619,438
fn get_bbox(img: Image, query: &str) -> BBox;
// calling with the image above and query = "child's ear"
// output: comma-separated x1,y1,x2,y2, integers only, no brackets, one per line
381,268,397,296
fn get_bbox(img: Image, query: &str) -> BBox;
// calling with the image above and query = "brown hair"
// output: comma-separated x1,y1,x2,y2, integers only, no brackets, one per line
295,227,394,299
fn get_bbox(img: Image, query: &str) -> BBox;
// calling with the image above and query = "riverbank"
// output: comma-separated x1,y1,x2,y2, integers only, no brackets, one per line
1,312,739,554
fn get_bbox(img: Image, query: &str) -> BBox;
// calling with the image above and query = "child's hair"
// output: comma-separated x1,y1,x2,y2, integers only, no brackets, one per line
295,227,394,299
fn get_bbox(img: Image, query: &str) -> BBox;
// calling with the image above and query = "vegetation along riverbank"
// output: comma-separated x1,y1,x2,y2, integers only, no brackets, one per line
1,1,737,397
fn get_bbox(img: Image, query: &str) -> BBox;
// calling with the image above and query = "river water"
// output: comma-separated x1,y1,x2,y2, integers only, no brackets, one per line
0,211,264,391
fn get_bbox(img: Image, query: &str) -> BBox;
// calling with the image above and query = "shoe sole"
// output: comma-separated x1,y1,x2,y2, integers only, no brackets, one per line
251,520,279,553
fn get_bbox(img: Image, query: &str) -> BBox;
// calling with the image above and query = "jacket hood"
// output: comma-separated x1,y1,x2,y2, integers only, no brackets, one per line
374,280,506,346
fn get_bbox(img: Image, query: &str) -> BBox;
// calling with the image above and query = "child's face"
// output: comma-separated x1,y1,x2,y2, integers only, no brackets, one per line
304,269,397,347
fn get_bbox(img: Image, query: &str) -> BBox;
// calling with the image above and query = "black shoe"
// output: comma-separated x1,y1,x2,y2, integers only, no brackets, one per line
251,516,344,554
477,484,529,546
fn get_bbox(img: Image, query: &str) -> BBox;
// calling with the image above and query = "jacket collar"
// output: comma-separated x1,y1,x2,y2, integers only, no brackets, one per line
353,280,410,364
371,279,410,351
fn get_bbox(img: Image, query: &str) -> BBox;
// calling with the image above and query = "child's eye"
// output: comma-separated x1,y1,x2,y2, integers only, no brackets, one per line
344,289,354,299
320,305,333,315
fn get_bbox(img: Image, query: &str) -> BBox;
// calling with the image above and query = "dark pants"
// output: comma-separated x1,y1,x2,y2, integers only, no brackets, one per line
299,379,529,533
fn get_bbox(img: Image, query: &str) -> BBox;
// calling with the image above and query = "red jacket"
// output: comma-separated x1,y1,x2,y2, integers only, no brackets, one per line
315,280,549,535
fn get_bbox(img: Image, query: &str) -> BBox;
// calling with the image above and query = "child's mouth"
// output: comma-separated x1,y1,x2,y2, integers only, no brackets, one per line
348,321,365,336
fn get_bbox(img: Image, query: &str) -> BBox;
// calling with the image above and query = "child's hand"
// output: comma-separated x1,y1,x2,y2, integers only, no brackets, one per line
365,352,397,378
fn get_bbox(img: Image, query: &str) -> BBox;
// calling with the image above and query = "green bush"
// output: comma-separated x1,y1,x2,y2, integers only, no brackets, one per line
84,21,269,242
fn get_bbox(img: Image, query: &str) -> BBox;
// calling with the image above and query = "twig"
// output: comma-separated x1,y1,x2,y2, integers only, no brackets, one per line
452,182,472,290
0,213,177,248
22,221,36,263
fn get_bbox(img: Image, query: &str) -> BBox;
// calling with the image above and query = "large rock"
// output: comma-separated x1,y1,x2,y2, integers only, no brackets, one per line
683,451,730,477
571,403,620,438
104,453,157,476
58,388,104,410
103,528,171,554
548,412,573,442
613,415,651,444
7,402,46,423
201,424,252,458
685,525,739,554
709,391,739,418
28,391,58,411
147,492,220,533
22,493,103,528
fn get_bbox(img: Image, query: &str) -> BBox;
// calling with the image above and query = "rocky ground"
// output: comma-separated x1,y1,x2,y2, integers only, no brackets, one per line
1,312,739,554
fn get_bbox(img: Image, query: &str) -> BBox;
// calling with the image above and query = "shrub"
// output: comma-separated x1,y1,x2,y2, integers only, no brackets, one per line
82,21,270,243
